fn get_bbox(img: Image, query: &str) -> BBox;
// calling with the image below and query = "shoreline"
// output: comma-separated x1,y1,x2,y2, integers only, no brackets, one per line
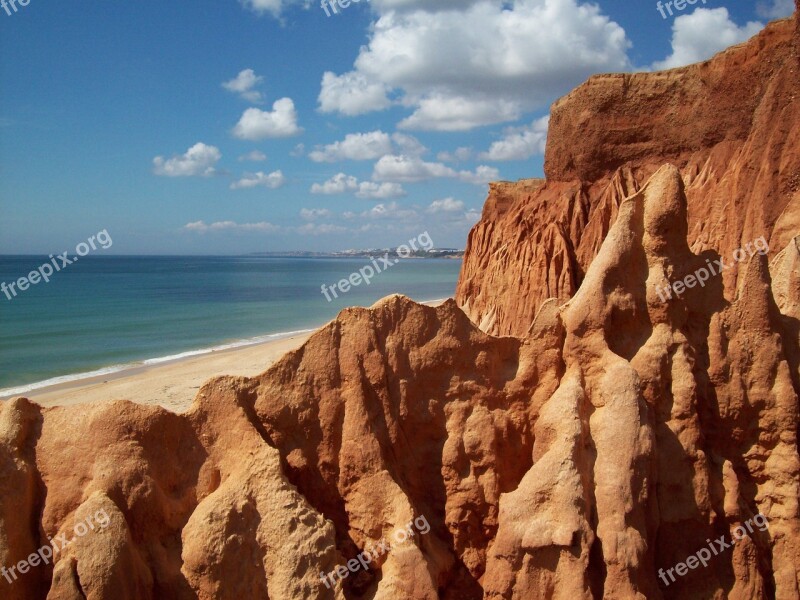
2,297,449,412
0,327,319,400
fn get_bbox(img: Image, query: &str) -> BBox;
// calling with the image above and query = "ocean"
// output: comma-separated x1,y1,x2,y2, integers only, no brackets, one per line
0,255,462,395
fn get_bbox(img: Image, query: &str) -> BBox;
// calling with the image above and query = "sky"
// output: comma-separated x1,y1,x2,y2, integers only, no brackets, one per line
0,0,794,254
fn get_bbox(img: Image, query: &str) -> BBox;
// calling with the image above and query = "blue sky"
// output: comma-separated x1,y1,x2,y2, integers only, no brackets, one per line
0,0,792,254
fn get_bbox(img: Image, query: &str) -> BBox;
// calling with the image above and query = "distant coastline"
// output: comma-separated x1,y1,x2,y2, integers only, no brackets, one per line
248,249,465,259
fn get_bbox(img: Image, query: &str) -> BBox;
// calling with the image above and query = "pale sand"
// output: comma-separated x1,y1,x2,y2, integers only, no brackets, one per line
11,298,448,413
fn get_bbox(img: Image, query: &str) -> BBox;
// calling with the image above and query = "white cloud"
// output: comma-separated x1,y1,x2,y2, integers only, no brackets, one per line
308,131,427,162
233,98,302,140
309,131,394,162
372,155,498,185
437,147,473,163
398,96,522,132
300,208,333,220
479,115,549,161
230,170,286,190
223,69,265,103
372,155,457,183
318,71,392,116
153,143,221,177
359,201,419,222
652,8,763,70
356,181,407,199
457,165,500,186
311,173,406,199
391,133,427,157
756,0,795,19
290,143,306,157
183,220,280,233
311,173,360,195
335,197,482,235
319,0,631,130
238,150,267,162
427,197,464,213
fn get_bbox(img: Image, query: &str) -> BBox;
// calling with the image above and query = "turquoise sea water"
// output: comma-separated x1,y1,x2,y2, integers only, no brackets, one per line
0,256,462,394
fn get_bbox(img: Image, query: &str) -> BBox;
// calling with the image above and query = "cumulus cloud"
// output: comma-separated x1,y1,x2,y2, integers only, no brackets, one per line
238,150,267,162
427,197,464,213
309,131,426,162
309,131,394,162
372,155,455,182
311,173,406,199
233,98,302,140
479,115,549,161
223,69,265,103
652,8,763,70
230,170,286,190
348,199,479,230
319,0,631,130
355,181,408,199
358,201,419,222
338,197,482,235
756,0,795,19
458,165,500,185
372,155,499,185
305,201,468,236
430,204,482,225
153,143,221,177
311,173,359,195
183,220,280,233
391,133,427,157
318,71,392,116
398,96,521,132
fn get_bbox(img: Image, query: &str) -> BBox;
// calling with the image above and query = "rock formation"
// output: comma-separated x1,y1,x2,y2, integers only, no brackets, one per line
457,11,799,339
1,8,798,600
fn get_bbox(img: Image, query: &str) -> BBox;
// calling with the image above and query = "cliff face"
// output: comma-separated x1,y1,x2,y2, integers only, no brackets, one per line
1,10,799,600
2,167,797,600
457,14,800,339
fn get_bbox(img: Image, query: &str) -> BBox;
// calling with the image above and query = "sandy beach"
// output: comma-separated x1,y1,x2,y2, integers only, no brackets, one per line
6,298,448,413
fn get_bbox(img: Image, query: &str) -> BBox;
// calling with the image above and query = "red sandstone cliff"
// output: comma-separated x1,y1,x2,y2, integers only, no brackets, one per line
456,12,799,339
1,9,798,600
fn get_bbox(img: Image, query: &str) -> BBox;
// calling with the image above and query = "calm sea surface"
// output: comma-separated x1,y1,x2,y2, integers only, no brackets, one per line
0,256,462,393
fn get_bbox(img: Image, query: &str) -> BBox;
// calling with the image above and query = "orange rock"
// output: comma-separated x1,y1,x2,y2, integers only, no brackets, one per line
0,9,798,600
